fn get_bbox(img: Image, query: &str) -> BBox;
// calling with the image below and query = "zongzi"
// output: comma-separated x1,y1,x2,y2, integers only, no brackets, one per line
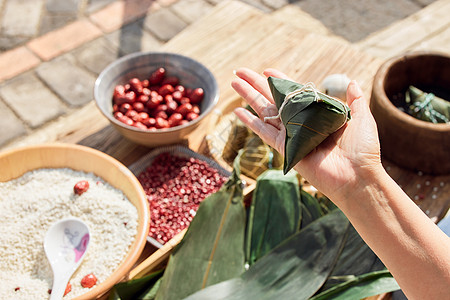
405,86,450,123
265,77,351,174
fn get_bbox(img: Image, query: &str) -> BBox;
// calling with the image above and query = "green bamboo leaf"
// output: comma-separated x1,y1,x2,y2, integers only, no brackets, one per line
299,189,325,228
108,270,163,300
155,157,246,300
310,269,400,300
246,169,301,266
184,210,350,300
319,225,385,291
140,277,163,300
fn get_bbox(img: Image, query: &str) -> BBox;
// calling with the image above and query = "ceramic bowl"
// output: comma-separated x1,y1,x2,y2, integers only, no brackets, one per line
94,52,219,147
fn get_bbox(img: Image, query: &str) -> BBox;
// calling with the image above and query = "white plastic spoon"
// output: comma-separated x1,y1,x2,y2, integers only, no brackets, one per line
44,217,90,300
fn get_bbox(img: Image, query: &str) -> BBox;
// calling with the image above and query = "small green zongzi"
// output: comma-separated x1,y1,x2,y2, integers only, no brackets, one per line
405,85,450,123
266,77,351,174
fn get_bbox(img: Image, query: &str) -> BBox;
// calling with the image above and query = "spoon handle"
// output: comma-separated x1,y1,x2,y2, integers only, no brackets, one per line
50,272,72,300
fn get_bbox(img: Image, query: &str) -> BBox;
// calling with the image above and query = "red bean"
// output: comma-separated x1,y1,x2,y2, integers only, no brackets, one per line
186,112,199,121
168,113,183,127
189,88,204,104
180,97,190,104
133,102,145,112
172,90,183,101
137,153,227,244
176,103,193,117
81,273,97,288
192,105,200,114
134,122,147,130
125,109,138,119
149,68,166,85
161,76,179,86
137,94,149,104
143,117,156,127
166,100,178,114
155,117,169,128
159,84,174,97
111,68,206,130
64,283,71,296
114,111,124,119
74,180,89,195
155,111,168,120
119,103,132,114
129,78,143,94
174,85,186,95
146,96,163,110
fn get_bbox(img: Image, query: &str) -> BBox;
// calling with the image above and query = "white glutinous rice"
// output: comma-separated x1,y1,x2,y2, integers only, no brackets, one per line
0,168,138,299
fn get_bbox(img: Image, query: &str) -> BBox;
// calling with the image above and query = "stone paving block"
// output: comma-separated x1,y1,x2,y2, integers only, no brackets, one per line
86,0,117,13
1,0,44,37
27,19,103,61
105,19,163,55
238,0,272,12
415,0,438,6
0,72,66,128
144,7,188,41
157,0,179,7
39,14,77,35
72,37,120,74
0,47,41,82
171,0,214,23
89,0,161,33
0,36,28,52
0,100,27,147
36,56,96,107
296,0,421,42
46,0,81,12
262,0,288,10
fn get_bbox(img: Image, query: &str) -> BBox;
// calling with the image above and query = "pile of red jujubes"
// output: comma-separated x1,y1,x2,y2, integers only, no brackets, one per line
137,152,228,245
112,67,205,130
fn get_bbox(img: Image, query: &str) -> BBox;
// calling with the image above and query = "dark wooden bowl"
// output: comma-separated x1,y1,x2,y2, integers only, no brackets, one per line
370,51,450,175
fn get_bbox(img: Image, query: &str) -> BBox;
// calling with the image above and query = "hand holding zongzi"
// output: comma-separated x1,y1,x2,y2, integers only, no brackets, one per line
232,67,450,300
231,67,380,201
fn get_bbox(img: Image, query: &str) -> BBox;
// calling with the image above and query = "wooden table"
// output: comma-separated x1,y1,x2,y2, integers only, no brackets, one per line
4,0,449,293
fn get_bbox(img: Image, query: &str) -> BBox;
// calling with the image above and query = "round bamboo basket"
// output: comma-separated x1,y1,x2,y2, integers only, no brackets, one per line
0,143,150,299
370,51,450,175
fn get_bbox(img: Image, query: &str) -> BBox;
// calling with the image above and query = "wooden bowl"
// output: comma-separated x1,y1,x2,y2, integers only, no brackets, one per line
0,143,149,299
370,51,450,175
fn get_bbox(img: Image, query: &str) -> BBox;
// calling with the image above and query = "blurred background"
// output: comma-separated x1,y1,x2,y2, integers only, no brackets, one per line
0,0,438,149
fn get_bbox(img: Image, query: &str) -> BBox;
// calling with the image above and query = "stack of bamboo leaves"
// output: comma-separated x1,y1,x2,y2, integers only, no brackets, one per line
109,157,400,300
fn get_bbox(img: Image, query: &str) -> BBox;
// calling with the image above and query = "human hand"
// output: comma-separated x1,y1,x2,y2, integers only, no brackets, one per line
231,68,383,203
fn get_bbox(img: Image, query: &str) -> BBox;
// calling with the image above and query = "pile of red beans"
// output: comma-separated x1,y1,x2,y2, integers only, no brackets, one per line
112,67,204,130
137,152,228,244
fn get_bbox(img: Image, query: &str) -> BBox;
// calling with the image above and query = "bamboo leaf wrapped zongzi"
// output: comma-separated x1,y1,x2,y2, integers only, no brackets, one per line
405,85,450,123
266,77,351,174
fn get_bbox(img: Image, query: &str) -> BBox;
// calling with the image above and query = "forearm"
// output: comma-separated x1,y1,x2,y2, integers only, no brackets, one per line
333,167,450,299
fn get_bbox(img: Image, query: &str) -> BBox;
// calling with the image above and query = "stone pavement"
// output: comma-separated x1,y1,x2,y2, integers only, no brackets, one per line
0,0,437,149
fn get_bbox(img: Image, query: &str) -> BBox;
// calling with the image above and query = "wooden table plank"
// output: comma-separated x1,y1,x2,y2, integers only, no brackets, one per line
357,0,450,58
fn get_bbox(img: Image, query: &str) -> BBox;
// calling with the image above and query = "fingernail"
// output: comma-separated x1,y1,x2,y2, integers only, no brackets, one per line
349,80,363,96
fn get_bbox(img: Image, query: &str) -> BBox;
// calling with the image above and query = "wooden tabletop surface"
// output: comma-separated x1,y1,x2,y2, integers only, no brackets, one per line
4,0,449,291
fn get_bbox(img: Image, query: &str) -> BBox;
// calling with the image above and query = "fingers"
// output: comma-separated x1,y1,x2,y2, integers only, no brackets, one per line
346,80,364,108
234,68,274,103
263,68,292,80
231,69,282,129
234,107,283,153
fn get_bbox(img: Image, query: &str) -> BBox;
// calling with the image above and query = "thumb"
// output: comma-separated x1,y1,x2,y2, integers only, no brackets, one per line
346,80,364,107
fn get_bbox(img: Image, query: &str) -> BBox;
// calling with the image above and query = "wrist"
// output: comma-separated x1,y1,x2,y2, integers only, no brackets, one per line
333,162,389,211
